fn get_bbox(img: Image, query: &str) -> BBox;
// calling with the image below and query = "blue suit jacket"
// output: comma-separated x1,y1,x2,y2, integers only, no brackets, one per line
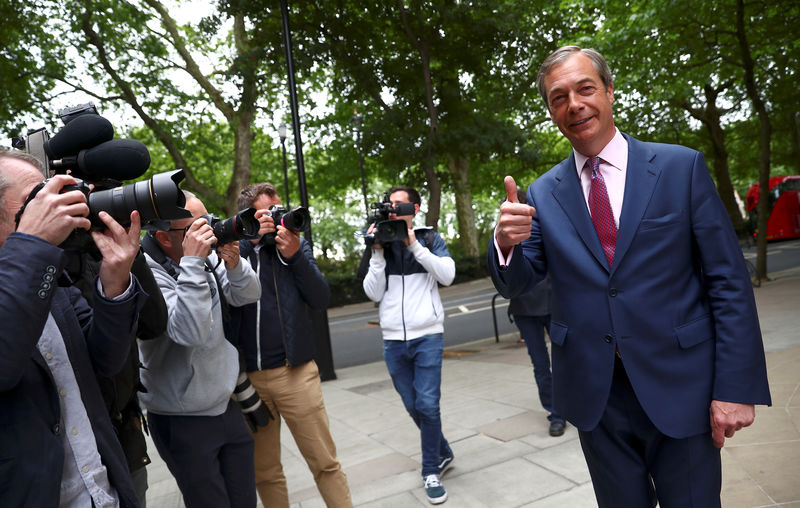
489,134,771,438
0,233,144,507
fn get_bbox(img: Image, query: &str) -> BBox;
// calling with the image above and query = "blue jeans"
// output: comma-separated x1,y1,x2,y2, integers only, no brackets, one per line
383,333,452,477
514,315,564,423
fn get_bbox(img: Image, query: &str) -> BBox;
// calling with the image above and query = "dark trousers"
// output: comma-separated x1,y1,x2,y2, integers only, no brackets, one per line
147,399,257,508
514,315,563,422
578,358,721,508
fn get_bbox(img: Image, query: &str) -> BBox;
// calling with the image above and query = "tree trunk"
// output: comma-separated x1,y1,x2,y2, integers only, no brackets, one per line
447,154,478,258
226,115,254,216
736,0,772,280
422,153,441,229
701,85,745,233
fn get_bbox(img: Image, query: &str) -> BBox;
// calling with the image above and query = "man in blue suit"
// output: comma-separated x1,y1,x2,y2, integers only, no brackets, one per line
488,46,771,507
0,151,145,507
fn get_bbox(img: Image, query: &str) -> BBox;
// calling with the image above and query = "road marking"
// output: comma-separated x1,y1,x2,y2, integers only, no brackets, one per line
446,301,509,317
458,305,469,313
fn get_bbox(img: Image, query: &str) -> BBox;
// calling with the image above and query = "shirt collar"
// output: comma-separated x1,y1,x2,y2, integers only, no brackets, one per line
573,128,628,175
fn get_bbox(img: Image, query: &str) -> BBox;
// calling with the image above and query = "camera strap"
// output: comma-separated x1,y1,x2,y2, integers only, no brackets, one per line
140,233,179,281
13,181,46,229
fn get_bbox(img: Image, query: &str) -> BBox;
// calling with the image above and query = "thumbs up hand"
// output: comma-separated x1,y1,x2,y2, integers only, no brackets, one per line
496,176,536,253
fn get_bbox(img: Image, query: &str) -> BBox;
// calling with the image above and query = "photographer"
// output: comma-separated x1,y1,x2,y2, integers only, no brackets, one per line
0,151,146,507
138,191,261,508
230,183,352,508
362,186,456,505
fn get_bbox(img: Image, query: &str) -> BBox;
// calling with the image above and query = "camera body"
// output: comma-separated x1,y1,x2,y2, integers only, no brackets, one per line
365,193,415,245
200,208,261,245
261,205,310,245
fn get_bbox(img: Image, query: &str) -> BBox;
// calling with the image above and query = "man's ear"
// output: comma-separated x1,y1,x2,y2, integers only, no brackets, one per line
154,230,172,249
414,203,421,215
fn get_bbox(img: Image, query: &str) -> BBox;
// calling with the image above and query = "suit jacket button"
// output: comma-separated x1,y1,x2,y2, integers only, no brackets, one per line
609,288,618,297
46,265,56,274
52,423,61,435
604,334,613,343
38,289,48,299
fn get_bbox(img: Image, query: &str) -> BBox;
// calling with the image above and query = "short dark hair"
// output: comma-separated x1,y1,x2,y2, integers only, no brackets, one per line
536,46,613,109
238,182,278,210
388,185,421,207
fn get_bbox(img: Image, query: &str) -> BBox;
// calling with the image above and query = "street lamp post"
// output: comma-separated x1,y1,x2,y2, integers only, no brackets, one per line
278,122,290,207
350,110,370,221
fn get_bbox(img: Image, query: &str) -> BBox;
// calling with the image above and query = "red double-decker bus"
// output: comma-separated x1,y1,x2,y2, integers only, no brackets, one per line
746,175,800,241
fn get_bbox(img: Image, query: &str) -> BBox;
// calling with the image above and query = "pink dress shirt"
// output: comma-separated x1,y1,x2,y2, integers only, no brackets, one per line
495,128,629,265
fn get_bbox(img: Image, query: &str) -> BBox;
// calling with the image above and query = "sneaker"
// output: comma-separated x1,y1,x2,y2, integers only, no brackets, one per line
437,452,455,478
424,474,448,504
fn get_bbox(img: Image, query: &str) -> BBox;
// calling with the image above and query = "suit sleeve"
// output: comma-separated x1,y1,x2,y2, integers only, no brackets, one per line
689,152,770,405
0,234,67,390
83,276,146,377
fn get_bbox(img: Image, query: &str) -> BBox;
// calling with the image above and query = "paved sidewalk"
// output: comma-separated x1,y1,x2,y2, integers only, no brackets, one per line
146,267,800,508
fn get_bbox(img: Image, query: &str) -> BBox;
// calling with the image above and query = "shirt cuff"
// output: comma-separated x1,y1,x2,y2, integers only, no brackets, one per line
493,228,514,268
96,274,134,301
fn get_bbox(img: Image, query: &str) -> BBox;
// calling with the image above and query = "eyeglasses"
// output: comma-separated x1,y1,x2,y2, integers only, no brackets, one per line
168,225,191,235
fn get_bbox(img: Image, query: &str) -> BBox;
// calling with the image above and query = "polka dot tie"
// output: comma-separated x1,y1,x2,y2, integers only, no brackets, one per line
587,156,617,268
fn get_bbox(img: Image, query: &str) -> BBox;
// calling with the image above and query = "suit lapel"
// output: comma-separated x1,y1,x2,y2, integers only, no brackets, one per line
611,135,661,275
551,154,609,270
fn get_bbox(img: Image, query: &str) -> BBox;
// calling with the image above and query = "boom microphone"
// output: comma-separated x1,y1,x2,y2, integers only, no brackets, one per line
52,139,151,181
44,114,114,159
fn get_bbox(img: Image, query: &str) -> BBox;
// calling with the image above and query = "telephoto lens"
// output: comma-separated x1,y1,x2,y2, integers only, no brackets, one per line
202,208,261,245
233,373,273,432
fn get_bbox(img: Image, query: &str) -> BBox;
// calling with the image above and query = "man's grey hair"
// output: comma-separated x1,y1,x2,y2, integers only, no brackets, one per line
0,150,45,222
536,46,614,109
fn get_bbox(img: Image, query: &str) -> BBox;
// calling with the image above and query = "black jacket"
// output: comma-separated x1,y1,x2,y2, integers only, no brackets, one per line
232,238,330,371
74,250,166,474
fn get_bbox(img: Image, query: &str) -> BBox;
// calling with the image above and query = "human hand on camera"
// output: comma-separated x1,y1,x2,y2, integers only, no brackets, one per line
92,211,141,298
183,217,215,258
366,223,382,250
403,227,416,247
217,241,240,270
495,176,536,255
275,226,300,258
254,209,276,237
16,175,91,246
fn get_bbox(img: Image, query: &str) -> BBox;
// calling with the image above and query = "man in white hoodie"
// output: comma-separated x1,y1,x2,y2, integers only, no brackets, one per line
139,192,261,508
362,186,456,505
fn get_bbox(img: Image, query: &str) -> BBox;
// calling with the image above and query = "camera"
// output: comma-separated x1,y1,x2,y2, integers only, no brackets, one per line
13,102,192,236
233,372,273,432
199,208,261,245
364,193,415,245
261,205,310,245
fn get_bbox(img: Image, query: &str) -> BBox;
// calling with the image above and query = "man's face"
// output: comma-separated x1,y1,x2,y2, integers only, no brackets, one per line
389,190,418,228
253,193,281,212
544,53,616,156
0,159,46,248
163,196,208,257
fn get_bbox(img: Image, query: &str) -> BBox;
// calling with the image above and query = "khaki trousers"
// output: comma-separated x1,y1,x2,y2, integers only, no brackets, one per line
247,360,352,508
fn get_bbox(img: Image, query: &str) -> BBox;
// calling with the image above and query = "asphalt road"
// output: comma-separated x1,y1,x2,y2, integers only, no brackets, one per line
328,238,800,369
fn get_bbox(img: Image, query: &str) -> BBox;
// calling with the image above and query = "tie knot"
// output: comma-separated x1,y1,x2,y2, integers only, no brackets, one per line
587,156,601,174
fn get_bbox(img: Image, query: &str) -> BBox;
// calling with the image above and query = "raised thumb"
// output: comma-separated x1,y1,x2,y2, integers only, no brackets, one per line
504,176,519,203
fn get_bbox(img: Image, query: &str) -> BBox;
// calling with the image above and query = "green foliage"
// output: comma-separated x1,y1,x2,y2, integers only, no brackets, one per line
3,0,798,276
